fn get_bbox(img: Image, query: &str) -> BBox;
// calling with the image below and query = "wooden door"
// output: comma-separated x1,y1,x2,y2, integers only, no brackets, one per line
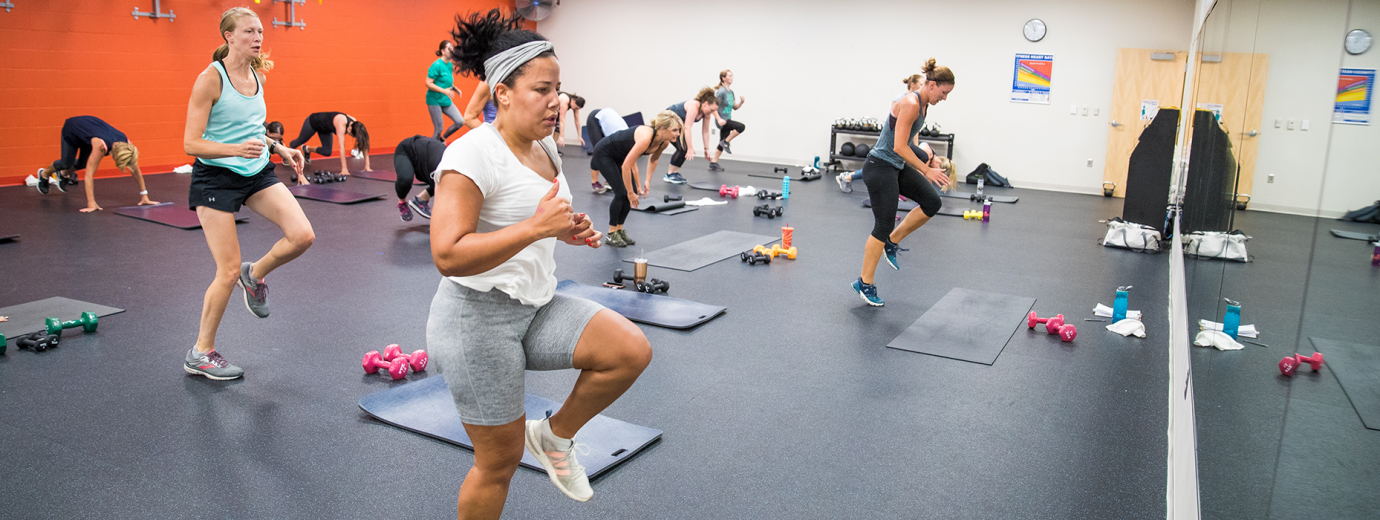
1105,48,1189,198
1190,52,1269,202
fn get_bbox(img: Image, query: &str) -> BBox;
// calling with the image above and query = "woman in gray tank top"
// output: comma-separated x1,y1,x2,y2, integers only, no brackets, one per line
851,58,956,308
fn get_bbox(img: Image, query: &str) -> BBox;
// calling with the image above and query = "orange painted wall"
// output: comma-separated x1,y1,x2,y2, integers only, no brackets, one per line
0,0,515,186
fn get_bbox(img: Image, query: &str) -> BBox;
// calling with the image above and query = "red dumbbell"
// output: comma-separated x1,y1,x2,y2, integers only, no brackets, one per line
363,350,409,380
382,344,429,372
1054,324,1077,342
1278,352,1325,376
1027,312,1064,331
718,185,739,198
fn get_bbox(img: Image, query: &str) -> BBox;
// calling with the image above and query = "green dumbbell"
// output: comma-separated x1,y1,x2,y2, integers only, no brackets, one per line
45,311,99,335
1,333,7,355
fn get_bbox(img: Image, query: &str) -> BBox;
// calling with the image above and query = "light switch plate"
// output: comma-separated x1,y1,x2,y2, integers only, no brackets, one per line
1070,104,1078,115
1274,119,1281,128
1302,120,1310,131
1092,107,1100,116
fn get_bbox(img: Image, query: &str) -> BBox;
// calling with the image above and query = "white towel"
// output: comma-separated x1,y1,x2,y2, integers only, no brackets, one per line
1094,303,1142,320
739,186,759,197
1106,319,1146,338
1193,330,1244,351
1197,320,1258,338
173,164,193,174
684,197,727,206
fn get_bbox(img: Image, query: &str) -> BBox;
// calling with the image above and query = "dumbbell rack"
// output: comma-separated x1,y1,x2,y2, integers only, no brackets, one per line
827,127,954,169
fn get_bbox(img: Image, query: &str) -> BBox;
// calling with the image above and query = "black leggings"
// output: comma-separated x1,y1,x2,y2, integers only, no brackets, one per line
669,138,687,168
586,110,607,150
288,118,335,157
393,150,436,200
862,155,943,243
51,137,86,173
719,119,746,138
597,158,633,227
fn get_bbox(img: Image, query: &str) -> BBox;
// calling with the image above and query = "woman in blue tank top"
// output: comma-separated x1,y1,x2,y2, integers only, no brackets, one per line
179,7,314,381
851,58,956,308
462,79,501,130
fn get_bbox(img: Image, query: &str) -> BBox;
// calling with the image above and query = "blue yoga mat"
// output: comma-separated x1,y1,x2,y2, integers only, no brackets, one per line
359,376,661,480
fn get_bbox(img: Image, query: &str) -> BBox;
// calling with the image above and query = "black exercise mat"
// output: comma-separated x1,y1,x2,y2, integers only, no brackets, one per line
886,287,1036,365
942,191,1019,203
0,297,125,338
688,182,721,191
1330,229,1379,242
860,197,966,217
0,234,17,241
630,200,697,215
746,172,822,182
288,184,386,204
556,280,726,329
114,203,248,229
622,230,777,272
350,169,424,185
1310,338,1380,431
359,376,662,480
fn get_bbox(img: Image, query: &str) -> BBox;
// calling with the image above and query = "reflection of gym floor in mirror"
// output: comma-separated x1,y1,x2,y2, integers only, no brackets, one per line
1,148,1376,518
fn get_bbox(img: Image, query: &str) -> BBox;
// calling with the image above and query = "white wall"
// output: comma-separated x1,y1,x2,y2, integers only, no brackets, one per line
539,0,1194,194
1320,0,1380,217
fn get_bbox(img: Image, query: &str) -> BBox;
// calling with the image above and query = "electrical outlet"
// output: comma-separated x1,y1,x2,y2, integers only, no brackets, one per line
1081,107,1088,116
1268,174,1275,183
1087,158,1094,167
1288,120,1295,130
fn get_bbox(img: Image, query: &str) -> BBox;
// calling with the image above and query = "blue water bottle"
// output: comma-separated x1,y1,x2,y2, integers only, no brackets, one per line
782,174,790,200
1113,285,1131,322
813,156,821,169
1222,298,1241,339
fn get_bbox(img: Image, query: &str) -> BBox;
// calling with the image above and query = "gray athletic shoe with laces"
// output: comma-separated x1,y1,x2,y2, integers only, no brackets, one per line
184,348,245,380
525,418,594,502
237,262,269,318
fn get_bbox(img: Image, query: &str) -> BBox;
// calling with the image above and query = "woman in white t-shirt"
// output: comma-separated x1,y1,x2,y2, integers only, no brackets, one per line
428,9,652,516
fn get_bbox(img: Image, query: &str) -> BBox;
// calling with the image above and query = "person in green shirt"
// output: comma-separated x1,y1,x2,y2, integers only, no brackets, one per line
426,41,464,140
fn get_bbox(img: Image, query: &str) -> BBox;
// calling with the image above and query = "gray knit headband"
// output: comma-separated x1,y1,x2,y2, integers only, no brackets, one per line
483,40,554,97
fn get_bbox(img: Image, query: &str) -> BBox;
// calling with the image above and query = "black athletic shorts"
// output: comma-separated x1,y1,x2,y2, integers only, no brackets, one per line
188,160,281,213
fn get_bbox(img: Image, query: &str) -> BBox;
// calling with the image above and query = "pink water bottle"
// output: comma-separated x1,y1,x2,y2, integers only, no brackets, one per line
1372,242,1379,267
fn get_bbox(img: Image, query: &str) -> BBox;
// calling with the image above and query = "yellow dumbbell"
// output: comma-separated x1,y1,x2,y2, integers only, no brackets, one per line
963,210,983,220
768,244,798,260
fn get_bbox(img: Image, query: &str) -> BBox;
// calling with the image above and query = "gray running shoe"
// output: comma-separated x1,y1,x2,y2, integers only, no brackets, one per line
237,262,269,318
407,196,432,219
525,419,594,502
663,172,687,184
719,140,732,154
708,162,724,172
184,348,245,380
591,181,610,194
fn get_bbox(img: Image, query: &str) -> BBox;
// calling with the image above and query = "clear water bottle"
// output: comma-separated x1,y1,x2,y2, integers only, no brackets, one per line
782,174,790,200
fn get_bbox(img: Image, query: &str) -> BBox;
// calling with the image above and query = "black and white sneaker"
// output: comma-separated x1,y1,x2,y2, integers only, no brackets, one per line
36,168,50,194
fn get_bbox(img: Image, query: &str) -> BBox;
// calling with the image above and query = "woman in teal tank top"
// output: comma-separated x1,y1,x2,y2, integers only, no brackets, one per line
179,7,314,381
851,58,956,308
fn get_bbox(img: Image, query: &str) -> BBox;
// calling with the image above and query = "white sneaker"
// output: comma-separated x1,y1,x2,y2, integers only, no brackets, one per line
524,418,594,502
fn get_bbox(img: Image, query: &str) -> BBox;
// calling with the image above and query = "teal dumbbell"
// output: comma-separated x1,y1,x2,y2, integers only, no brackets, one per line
1,333,7,355
45,311,98,335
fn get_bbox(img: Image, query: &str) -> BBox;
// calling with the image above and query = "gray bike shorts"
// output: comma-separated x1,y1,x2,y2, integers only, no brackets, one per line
426,279,604,426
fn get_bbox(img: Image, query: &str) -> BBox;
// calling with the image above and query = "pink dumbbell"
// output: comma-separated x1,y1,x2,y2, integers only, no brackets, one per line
382,344,428,372
1028,312,1064,331
363,350,409,380
1279,352,1324,376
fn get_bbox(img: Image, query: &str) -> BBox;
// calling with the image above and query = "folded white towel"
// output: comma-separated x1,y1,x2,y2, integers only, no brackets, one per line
1106,319,1146,338
684,197,727,206
173,164,193,174
1193,330,1244,351
1094,303,1142,320
1197,320,1258,338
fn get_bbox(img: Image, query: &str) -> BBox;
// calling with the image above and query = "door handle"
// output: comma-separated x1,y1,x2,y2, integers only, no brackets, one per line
1245,130,1258,137
1110,120,1122,128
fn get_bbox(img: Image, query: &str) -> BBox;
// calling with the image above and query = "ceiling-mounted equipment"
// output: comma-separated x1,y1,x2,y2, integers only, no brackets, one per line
133,0,175,21
2,1,14,13
516,0,555,21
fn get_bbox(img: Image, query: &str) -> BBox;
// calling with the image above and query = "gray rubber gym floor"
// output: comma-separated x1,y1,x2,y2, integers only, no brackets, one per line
0,149,1371,518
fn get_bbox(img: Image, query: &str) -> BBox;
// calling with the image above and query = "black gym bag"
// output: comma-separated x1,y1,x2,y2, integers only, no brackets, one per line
1341,200,1380,223
966,163,1012,188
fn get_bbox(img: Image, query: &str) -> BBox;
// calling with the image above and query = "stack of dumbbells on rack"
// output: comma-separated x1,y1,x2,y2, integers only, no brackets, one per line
362,344,429,380
309,170,348,184
1027,311,1078,342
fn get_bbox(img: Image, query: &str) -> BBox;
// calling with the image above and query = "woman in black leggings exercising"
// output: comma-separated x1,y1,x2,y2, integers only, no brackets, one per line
391,135,445,222
592,110,682,247
289,111,372,178
852,58,955,307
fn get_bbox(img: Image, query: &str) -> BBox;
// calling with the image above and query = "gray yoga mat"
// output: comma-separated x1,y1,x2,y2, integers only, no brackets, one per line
886,287,1037,365
0,297,125,338
1310,338,1380,431
288,184,387,204
114,203,248,230
351,169,424,185
1330,229,1379,242
0,234,18,242
630,200,697,215
860,197,967,218
622,230,778,272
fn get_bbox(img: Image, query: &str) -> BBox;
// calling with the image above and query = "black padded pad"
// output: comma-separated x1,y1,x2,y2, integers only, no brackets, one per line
746,172,822,182
942,191,1019,203
556,280,725,329
687,182,721,191
350,169,424,185
886,287,1036,365
623,230,778,272
0,234,17,242
287,185,386,204
630,201,697,215
860,197,965,217
359,376,662,480
1331,229,1379,242
114,203,248,229
0,297,125,338
1311,338,1380,431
